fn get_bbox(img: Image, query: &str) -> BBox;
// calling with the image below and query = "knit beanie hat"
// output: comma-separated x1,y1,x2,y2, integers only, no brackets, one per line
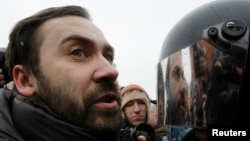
120,84,151,124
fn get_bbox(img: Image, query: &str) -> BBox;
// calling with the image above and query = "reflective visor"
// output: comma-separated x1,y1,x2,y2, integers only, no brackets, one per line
157,19,248,128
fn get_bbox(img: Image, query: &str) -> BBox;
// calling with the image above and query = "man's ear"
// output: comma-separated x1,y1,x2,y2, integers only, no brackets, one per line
12,65,37,97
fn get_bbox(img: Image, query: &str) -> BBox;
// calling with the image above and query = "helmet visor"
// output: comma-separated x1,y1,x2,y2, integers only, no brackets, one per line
157,37,247,128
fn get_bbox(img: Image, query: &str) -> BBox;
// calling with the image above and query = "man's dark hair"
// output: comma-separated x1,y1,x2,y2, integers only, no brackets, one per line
5,5,91,84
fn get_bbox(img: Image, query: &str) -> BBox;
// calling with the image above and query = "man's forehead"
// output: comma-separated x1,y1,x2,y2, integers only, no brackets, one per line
38,15,113,51
37,16,91,40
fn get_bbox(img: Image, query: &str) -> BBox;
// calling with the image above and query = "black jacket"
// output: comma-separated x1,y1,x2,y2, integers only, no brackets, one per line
120,122,134,141
120,121,158,141
0,88,117,141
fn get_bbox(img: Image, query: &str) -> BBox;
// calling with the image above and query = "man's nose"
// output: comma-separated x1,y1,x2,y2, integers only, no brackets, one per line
180,78,187,94
93,56,118,82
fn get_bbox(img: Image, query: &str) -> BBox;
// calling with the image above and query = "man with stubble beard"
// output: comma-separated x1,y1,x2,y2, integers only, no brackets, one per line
165,51,188,125
0,5,147,141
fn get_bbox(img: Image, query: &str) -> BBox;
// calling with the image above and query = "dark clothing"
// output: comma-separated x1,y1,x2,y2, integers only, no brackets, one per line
181,129,199,141
120,122,134,141
0,88,117,141
120,121,158,141
0,89,23,141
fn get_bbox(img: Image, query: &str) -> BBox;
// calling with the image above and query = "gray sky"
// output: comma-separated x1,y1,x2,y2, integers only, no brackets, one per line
0,0,214,100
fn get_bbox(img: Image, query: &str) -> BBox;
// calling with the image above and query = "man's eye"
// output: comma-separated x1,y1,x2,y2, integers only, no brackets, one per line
104,55,113,63
173,67,183,80
72,49,85,57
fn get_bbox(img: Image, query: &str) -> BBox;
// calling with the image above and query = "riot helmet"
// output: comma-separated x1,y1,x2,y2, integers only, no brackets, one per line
157,0,249,130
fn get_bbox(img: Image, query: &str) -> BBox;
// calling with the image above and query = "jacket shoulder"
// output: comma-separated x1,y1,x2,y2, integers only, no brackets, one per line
0,88,24,141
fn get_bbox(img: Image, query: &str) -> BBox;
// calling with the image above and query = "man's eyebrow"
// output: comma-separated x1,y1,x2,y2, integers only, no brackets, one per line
60,34,114,55
60,35,93,46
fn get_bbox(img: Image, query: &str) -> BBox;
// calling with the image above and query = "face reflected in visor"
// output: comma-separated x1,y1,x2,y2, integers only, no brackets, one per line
167,51,188,125
157,40,246,128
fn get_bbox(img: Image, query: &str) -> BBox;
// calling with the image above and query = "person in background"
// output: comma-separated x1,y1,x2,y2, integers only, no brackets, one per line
0,69,5,87
0,48,8,88
150,101,167,141
0,5,148,141
120,84,156,141
149,102,158,128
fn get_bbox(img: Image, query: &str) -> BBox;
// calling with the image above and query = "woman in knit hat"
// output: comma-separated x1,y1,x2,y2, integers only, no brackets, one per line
119,84,152,141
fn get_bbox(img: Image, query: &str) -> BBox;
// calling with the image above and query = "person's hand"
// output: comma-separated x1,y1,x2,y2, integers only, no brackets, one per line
0,68,5,87
137,135,146,141
133,123,156,141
